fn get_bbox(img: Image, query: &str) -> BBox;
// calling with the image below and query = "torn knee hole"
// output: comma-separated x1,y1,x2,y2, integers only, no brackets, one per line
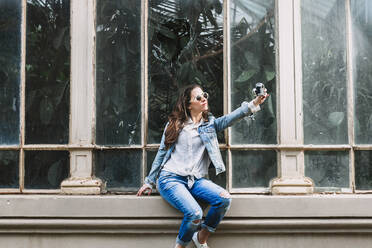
220,191,231,199
192,219,201,224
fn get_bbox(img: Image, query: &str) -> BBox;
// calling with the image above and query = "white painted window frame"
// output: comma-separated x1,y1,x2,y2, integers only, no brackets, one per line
2,0,372,194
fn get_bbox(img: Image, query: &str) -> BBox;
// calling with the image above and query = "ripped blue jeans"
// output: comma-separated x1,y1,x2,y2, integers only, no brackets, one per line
157,171,232,247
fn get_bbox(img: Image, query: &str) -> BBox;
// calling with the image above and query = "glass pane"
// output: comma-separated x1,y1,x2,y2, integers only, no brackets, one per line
24,151,69,189
95,150,142,191
96,0,142,145
230,0,276,144
231,150,277,188
355,150,372,190
0,0,21,144
305,151,349,188
0,151,19,188
301,0,348,144
148,0,224,144
146,150,157,176
351,0,372,144
25,0,70,144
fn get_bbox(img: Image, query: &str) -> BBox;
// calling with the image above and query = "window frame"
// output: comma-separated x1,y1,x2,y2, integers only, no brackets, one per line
2,0,372,194
0,0,73,193
297,0,372,193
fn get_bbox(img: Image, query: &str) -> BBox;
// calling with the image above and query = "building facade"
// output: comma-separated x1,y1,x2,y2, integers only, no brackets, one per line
0,0,372,247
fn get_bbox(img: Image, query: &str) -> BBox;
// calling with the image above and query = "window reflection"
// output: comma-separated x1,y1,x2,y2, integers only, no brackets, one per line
230,0,276,145
231,150,276,188
0,151,19,188
96,0,142,145
24,150,69,189
0,0,22,144
301,0,348,144
148,0,224,144
351,0,372,144
355,151,372,190
95,150,142,192
305,151,349,189
25,0,70,144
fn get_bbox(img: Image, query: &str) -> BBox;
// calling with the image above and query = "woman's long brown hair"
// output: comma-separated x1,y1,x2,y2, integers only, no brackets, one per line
164,84,209,149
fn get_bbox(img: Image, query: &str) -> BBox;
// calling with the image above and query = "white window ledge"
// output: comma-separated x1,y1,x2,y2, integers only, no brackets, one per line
1,194,372,218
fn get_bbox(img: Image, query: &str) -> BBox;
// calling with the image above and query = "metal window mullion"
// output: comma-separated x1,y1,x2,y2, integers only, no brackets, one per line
142,0,149,184
0,146,21,150
145,144,230,149
275,0,280,145
229,144,352,150
230,188,270,194
227,147,233,192
345,0,355,192
297,145,351,150
0,189,20,194
91,0,97,146
293,0,304,145
224,0,230,146
17,144,150,150
354,145,372,150
292,0,308,186
274,0,281,180
355,190,372,193
19,0,27,193
22,144,85,150
224,0,231,192
93,145,143,150
21,189,61,194
229,144,280,149
145,144,159,149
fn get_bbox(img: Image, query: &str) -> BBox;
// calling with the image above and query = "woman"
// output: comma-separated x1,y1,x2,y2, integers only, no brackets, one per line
137,84,268,248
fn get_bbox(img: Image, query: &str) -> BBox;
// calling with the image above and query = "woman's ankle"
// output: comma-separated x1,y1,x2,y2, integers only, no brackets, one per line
175,243,184,248
198,229,210,244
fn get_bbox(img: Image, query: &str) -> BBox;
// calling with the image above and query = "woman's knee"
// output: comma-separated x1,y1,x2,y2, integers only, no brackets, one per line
184,206,203,222
219,191,232,210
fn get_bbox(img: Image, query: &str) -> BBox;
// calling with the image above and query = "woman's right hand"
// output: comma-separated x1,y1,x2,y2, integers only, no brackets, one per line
253,90,269,106
136,184,152,196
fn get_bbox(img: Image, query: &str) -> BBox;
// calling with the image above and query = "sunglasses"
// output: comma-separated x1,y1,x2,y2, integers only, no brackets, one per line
193,92,209,102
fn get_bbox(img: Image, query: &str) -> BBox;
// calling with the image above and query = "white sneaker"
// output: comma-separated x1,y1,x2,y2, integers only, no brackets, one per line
192,232,209,248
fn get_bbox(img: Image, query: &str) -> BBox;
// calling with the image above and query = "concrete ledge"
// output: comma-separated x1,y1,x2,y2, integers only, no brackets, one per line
61,178,104,195
1,194,372,218
1,218,372,234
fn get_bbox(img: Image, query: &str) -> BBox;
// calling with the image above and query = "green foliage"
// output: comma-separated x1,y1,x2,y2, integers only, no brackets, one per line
230,1,277,144
301,2,348,144
95,0,277,145
353,20,372,144
96,0,142,145
148,0,224,143
24,151,69,189
0,151,19,188
305,151,349,188
25,0,70,144
0,0,22,144
355,151,372,189
302,1,372,145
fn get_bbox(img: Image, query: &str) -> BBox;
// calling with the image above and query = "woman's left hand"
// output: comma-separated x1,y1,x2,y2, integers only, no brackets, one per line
136,184,152,196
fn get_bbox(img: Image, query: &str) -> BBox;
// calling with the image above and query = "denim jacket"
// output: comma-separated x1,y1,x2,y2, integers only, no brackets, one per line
144,101,260,188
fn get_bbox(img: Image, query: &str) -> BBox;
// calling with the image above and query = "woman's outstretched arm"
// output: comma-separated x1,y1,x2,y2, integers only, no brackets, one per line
213,94,268,133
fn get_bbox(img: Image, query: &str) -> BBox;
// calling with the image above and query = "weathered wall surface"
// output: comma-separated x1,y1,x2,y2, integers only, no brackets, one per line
1,195,372,248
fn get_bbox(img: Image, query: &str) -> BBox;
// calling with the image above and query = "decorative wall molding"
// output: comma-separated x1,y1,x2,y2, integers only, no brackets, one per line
0,218,372,234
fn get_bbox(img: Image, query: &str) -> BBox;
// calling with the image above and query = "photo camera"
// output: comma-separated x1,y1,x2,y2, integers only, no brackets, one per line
252,82,266,96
